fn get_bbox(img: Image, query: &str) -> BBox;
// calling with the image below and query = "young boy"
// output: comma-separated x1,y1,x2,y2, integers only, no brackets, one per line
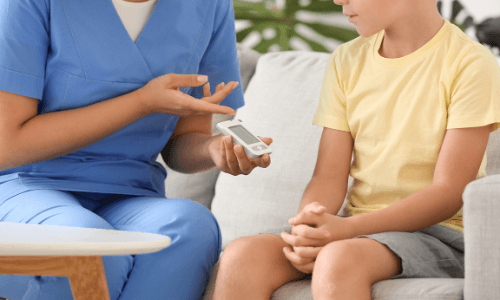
212,0,500,299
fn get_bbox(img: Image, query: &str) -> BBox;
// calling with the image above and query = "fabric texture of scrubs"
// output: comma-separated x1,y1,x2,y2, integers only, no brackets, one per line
0,0,243,299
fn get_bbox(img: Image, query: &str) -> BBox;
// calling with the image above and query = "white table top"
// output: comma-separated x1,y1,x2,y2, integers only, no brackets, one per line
0,222,171,256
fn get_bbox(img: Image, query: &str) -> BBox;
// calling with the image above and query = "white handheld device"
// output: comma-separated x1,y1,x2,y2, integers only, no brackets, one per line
216,120,272,158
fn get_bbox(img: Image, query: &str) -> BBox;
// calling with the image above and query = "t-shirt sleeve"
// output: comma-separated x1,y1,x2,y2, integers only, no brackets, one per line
312,52,350,132
190,0,244,111
0,0,50,100
447,45,500,132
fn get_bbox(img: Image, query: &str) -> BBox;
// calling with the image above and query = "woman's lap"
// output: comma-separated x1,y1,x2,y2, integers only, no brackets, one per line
0,181,221,300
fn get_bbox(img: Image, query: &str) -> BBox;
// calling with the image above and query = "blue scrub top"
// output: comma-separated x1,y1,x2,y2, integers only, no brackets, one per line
0,0,244,197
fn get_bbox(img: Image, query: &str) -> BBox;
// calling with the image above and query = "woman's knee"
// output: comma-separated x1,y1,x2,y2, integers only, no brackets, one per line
169,198,221,247
126,198,222,256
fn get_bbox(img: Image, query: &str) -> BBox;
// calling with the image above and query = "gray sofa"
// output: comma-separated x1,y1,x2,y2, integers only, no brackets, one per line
161,44,500,300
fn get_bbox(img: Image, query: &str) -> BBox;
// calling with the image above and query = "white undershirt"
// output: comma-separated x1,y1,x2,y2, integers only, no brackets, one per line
111,0,158,42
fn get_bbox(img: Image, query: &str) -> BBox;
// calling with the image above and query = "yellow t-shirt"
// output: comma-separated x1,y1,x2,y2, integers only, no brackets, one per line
313,19,500,232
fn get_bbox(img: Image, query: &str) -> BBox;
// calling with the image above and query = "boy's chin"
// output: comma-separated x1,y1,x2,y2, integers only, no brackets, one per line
357,28,381,38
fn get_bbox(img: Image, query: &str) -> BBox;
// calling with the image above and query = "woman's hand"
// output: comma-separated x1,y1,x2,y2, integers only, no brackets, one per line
209,135,272,176
205,82,272,176
138,73,238,117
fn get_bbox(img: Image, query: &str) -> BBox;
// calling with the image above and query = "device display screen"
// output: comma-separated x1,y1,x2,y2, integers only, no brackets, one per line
229,125,260,145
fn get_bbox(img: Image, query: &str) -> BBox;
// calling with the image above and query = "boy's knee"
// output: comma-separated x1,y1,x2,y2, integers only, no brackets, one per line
315,239,367,280
220,234,283,272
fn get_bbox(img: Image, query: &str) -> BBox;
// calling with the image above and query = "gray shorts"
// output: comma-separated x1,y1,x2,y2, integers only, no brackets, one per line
265,224,464,279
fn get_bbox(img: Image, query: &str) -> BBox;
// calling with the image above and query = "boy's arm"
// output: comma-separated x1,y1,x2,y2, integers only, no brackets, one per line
297,127,353,215
348,125,491,236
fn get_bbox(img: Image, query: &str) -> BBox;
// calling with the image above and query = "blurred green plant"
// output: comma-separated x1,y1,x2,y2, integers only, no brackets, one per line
233,0,470,54
233,0,359,53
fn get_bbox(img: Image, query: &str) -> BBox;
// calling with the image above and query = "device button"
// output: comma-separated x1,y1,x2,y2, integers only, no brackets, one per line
252,145,267,151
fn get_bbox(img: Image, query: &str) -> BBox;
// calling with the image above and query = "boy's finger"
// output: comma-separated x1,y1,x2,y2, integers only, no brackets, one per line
292,224,331,240
289,211,319,226
293,246,323,259
281,231,323,247
304,202,327,215
283,247,313,266
296,261,315,274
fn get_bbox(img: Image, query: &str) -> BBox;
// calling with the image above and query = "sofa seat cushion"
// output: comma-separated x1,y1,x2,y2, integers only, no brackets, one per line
202,258,464,300
272,278,463,300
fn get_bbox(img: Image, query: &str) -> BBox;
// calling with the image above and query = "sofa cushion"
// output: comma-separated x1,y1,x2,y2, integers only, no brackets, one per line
486,129,500,175
272,278,464,300
211,50,355,249
202,259,464,300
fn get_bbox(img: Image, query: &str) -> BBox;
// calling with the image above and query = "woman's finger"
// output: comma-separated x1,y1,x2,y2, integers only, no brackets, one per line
163,73,209,89
217,135,229,170
224,136,240,175
203,82,211,97
257,136,273,146
292,224,331,240
216,82,225,93
233,144,253,175
203,81,239,105
251,154,271,169
188,97,236,116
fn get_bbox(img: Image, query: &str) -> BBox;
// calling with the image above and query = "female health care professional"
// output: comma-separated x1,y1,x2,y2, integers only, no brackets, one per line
0,0,272,299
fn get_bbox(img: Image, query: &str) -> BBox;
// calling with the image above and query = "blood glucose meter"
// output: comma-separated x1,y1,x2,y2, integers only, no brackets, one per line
216,120,273,158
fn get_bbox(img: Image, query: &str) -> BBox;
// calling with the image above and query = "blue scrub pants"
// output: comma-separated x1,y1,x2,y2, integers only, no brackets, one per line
0,183,221,300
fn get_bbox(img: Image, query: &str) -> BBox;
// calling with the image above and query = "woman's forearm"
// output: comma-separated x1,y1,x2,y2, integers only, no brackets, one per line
0,89,148,170
163,133,217,174
298,175,349,215
348,183,463,236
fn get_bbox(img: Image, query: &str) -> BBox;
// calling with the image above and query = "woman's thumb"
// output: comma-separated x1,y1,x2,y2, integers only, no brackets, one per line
258,137,273,145
164,74,208,88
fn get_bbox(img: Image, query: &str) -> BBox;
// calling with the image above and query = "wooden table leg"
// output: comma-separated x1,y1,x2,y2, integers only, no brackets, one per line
0,256,110,300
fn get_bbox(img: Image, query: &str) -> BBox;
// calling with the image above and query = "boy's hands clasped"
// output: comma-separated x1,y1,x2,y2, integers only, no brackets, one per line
281,202,357,274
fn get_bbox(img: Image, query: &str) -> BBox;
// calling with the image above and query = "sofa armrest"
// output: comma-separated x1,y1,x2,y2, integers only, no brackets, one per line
463,174,500,300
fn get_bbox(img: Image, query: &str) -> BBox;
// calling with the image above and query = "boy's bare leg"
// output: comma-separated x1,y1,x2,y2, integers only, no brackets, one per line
312,237,401,300
213,233,306,300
